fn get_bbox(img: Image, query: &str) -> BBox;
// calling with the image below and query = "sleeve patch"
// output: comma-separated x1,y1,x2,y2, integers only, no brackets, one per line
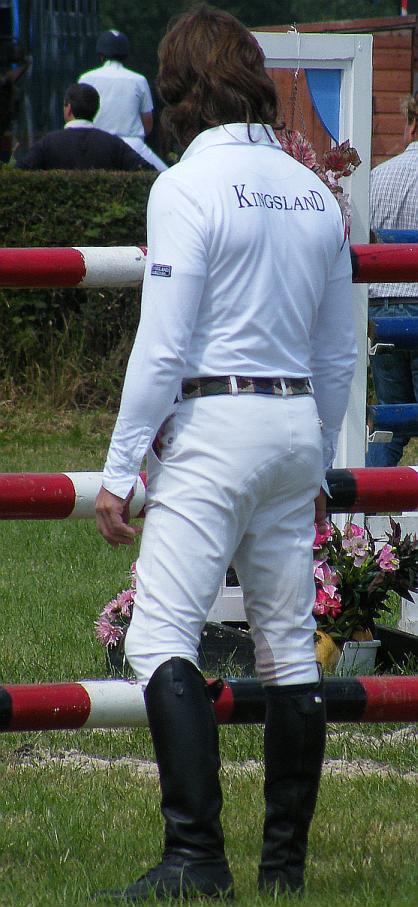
151,263,172,278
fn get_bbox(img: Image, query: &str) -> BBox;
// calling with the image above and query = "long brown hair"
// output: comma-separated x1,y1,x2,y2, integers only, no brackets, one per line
157,4,278,148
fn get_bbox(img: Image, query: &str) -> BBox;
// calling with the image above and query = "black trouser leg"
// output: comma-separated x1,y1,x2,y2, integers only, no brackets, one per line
258,680,326,896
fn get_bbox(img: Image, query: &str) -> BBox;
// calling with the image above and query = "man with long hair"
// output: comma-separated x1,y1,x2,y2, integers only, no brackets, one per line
96,5,356,901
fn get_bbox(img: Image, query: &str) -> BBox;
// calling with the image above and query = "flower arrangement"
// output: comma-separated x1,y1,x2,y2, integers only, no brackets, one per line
313,517,418,644
278,129,361,226
95,520,418,669
95,562,136,649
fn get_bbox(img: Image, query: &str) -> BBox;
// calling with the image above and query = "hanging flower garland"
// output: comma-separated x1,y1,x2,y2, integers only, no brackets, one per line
278,129,361,227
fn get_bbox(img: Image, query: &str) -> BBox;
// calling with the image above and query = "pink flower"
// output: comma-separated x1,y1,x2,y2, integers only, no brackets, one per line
95,616,124,647
313,522,333,549
378,544,400,572
314,561,339,589
342,536,369,566
279,129,318,170
313,586,342,617
117,589,133,603
342,522,369,565
343,523,365,539
323,141,361,177
103,598,121,617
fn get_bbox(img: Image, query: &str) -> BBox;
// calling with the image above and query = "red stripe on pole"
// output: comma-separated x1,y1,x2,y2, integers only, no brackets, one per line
351,244,418,284
0,248,86,287
211,679,235,723
0,244,416,289
361,676,418,722
6,683,91,731
348,467,418,513
0,473,76,519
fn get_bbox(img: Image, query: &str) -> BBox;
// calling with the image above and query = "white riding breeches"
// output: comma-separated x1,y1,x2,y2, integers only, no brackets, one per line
124,393,323,686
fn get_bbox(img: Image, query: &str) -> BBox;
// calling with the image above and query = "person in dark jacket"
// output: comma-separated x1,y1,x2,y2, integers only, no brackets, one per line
17,83,154,171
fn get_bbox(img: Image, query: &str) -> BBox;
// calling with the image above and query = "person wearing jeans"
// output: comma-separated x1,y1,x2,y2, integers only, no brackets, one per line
367,92,418,467
368,299,418,466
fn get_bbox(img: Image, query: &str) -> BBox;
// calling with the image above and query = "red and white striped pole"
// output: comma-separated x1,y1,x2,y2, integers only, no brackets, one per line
325,465,418,514
2,467,418,519
1,676,417,731
350,243,418,284
0,244,417,287
0,472,147,519
0,246,147,288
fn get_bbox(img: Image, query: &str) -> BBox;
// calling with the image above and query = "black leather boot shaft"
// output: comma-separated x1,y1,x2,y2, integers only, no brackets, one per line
144,656,227,862
94,658,234,901
258,681,326,895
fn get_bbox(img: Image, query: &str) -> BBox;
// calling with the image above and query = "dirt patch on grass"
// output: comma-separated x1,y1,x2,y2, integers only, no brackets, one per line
4,743,418,782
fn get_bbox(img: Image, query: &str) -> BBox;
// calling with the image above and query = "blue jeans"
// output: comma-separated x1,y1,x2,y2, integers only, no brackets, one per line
367,299,418,466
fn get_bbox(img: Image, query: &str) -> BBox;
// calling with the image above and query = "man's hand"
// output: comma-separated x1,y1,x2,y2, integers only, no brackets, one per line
95,486,141,547
314,488,328,532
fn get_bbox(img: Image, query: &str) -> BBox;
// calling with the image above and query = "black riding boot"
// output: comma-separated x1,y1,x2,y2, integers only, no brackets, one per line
103,657,234,902
258,680,326,897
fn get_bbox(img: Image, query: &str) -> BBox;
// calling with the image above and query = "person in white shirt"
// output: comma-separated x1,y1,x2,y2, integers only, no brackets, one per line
79,29,168,172
95,5,357,902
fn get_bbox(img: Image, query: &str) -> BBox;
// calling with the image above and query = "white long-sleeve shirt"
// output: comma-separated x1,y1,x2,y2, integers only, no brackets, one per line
78,60,153,140
103,124,357,498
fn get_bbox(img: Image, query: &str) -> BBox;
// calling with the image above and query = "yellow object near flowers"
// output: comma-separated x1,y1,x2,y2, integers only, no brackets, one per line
314,630,341,672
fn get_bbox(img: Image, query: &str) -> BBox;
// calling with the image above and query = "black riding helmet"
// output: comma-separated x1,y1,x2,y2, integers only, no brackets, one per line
96,30,129,59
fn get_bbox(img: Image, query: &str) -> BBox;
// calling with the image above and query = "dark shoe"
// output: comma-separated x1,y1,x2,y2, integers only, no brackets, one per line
258,680,326,896
95,854,234,901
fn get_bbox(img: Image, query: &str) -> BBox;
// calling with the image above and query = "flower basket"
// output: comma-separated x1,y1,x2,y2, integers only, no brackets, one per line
95,520,418,678
313,517,418,673
314,628,381,676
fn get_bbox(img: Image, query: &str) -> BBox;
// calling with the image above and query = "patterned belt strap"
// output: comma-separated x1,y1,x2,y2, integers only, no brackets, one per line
179,376,313,399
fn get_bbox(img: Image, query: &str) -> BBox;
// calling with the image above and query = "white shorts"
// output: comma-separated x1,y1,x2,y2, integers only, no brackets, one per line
124,393,323,686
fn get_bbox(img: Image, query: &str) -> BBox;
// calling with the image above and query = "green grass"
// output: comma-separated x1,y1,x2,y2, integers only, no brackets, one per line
0,406,417,906
0,767,416,906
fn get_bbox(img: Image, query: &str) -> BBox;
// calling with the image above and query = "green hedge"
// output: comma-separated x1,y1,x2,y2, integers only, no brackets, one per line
0,169,157,406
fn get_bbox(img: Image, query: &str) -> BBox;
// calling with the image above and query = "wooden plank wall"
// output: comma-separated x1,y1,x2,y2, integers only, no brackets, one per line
266,68,332,162
373,29,413,164
255,17,417,168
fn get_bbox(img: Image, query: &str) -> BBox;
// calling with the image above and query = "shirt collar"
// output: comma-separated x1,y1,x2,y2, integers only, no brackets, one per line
64,118,94,129
181,123,282,161
102,59,124,70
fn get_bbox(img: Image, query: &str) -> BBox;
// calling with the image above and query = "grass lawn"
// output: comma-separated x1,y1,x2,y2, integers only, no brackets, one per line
0,405,417,906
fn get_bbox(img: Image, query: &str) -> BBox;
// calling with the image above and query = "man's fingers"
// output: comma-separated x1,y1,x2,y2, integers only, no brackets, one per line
95,485,141,547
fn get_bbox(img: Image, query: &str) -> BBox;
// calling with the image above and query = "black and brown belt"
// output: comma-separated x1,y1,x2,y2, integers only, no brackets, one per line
176,376,314,401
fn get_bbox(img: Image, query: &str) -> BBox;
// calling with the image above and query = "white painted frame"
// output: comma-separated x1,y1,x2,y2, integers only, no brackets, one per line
256,30,372,472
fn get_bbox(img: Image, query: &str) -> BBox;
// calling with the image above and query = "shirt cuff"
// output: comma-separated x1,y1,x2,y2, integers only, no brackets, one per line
101,474,138,500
